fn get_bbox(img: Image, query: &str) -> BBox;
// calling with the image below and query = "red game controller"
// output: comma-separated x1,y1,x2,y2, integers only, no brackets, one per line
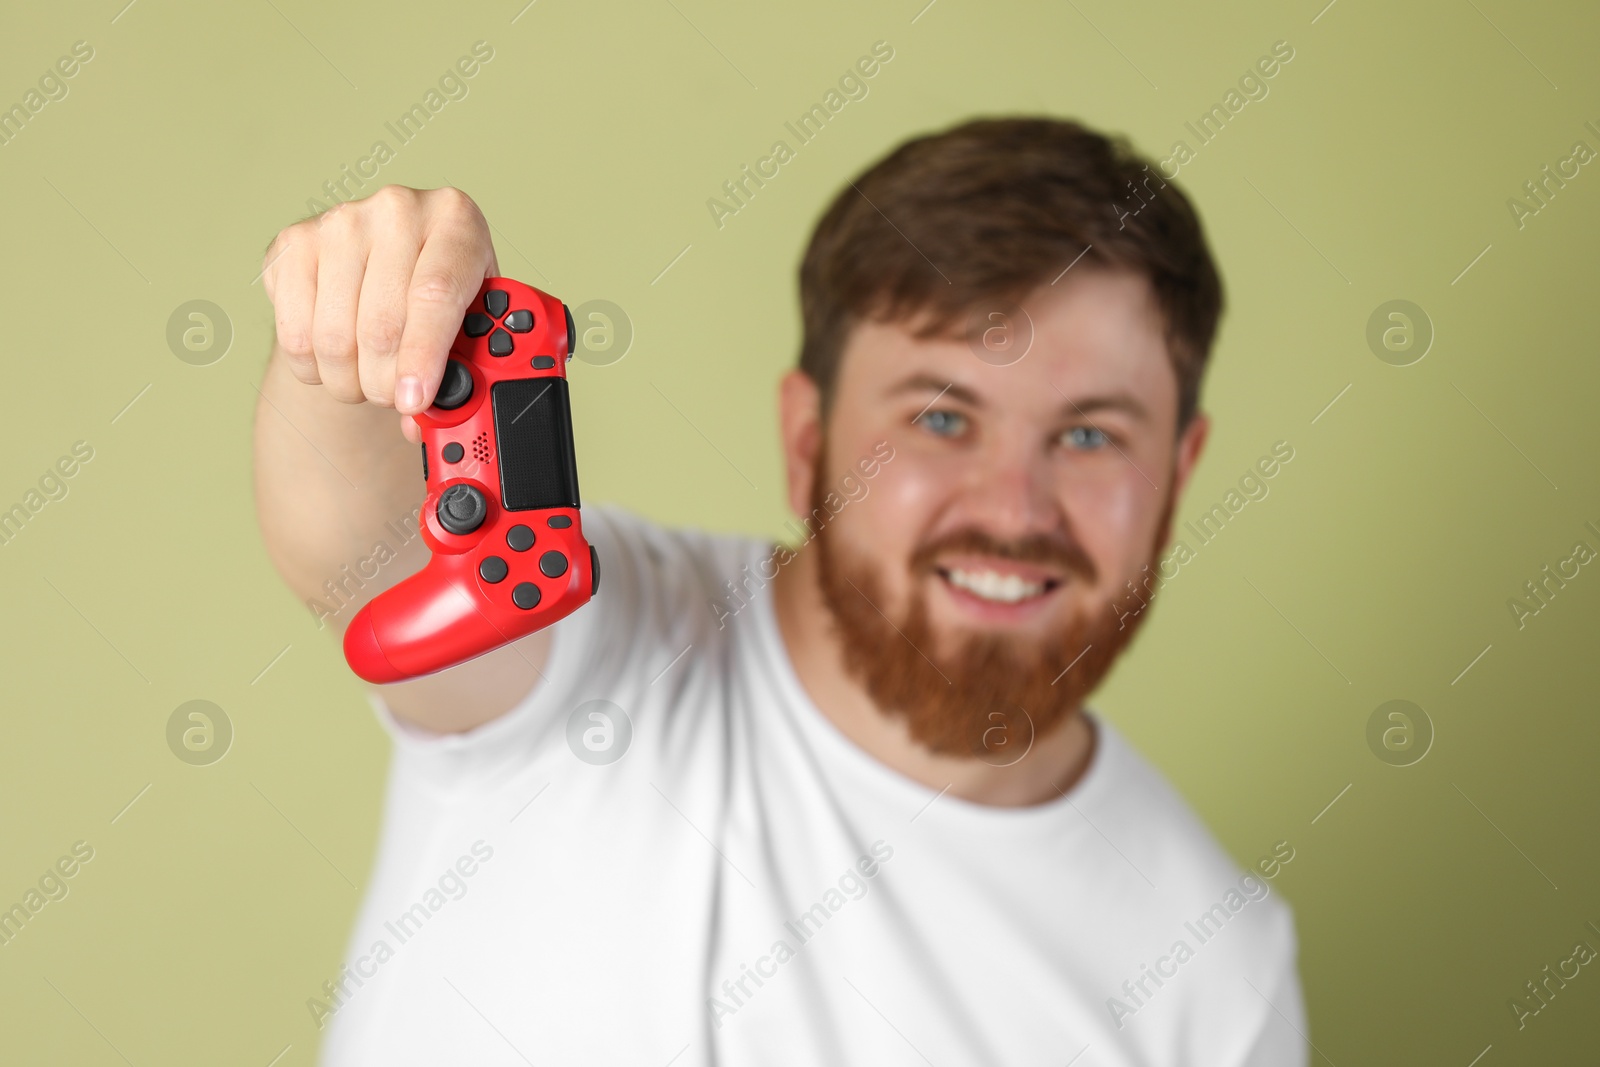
343,278,598,684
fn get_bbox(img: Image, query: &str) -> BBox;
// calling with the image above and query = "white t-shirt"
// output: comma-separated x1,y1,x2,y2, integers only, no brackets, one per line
318,505,1308,1067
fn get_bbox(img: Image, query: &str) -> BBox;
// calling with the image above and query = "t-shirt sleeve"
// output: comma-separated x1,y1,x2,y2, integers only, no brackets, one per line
363,503,692,793
1232,901,1310,1067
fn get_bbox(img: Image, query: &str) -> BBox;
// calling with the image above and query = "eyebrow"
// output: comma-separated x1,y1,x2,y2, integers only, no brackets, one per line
886,372,1151,423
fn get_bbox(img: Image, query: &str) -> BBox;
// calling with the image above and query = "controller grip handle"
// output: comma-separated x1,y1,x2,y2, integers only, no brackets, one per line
343,546,595,683
343,557,491,683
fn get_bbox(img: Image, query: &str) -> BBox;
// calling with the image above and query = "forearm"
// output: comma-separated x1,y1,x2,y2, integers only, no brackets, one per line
252,340,428,629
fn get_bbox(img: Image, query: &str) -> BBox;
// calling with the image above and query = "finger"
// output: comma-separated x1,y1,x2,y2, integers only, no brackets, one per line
266,231,321,384
355,227,422,408
399,414,421,445
309,211,370,404
393,219,494,416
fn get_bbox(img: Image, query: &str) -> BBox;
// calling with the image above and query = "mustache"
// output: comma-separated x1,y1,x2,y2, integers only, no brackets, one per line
910,527,1097,582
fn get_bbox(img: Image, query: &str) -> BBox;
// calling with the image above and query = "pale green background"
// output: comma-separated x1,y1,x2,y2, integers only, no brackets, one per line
2,0,1597,1063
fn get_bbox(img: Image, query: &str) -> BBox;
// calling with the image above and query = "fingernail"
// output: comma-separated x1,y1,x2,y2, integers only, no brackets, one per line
396,375,423,412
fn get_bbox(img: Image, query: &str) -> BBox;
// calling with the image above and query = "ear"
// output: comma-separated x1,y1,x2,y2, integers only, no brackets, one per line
1153,410,1209,554
1171,409,1210,501
778,369,823,519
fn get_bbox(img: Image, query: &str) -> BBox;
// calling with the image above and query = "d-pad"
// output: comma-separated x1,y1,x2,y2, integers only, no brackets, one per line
462,289,535,357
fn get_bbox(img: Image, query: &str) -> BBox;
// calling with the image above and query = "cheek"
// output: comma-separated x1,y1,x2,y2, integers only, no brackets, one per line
1064,476,1155,589
820,446,935,573
857,451,946,544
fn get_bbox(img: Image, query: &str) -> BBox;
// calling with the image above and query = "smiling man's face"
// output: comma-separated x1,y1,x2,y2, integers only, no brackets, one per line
786,266,1210,757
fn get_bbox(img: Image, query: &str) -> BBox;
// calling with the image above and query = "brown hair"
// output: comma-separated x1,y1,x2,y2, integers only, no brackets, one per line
797,116,1223,434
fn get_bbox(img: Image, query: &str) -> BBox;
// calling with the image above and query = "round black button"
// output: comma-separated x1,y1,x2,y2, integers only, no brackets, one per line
547,515,572,529
512,582,541,609
539,550,568,578
442,442,464,463
507,525,535,551
479,555,508,583
437,484,487,535
433,360,473,410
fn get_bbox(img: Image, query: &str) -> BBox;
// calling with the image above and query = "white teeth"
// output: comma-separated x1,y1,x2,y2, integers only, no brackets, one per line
944,567,1046,603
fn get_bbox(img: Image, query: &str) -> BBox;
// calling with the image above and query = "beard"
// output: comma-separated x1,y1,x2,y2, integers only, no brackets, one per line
812,447,1175,761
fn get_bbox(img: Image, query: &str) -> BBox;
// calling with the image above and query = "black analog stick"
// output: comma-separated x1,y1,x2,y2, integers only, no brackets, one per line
432,360,474,410
437,484,487,535
564,303,577,359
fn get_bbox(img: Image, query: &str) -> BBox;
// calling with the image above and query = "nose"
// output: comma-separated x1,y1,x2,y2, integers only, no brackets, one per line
956,431,1068,543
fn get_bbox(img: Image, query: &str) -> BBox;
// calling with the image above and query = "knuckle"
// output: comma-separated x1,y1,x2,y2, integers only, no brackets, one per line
269,219,306,253
277,328,313,361
274,313,313,359
357,311,406,357
316,203,359,238
312,323,357,365
429,185,478,218
366,184,416,218
409,272,460,307
370,183,413,205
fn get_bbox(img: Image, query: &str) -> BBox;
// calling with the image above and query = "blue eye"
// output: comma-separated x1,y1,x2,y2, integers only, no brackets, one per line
917,410,967,437
1063,426,1109,449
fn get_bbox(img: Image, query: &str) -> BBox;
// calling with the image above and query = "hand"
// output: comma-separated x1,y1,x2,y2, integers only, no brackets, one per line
261,185,499,443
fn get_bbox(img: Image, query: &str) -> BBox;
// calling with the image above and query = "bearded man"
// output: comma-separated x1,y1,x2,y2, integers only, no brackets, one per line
253,116,1307,1067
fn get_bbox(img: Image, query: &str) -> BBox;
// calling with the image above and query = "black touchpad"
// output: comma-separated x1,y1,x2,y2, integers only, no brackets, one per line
491,378,580,511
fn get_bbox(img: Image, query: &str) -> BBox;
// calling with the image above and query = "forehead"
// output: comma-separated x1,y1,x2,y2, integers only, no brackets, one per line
834,267,1177,426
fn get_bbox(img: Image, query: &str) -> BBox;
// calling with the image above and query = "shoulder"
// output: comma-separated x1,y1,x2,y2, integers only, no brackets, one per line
582,503,763,610
560,503,771,661
1080,717,1305,1060
1083,713,1302,976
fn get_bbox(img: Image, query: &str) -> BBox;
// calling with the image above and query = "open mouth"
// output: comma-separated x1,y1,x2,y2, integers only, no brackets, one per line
935,565,1063,605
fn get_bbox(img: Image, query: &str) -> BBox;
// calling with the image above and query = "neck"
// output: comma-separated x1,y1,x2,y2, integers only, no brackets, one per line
770,541,1098,808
